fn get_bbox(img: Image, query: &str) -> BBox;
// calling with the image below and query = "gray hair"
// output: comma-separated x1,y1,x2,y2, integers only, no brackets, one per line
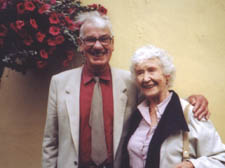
76,11,113,38
130,45,176,88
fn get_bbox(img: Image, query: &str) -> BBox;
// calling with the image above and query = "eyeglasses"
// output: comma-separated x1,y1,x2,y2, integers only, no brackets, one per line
81,35,113,46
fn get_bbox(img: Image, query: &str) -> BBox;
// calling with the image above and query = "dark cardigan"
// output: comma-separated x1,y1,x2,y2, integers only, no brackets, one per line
121,91,189,168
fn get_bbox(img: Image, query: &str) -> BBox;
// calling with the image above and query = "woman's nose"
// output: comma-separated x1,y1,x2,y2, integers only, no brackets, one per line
143,72,151,82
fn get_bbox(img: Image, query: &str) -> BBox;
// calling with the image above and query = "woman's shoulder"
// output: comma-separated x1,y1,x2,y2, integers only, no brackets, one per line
179,98,218,138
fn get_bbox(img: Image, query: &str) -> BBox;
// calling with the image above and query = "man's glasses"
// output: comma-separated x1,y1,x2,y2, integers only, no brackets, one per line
81,35,113,46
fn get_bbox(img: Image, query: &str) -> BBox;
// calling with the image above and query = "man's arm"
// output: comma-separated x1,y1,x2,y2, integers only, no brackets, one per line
42,77,58,168
187,95,210,120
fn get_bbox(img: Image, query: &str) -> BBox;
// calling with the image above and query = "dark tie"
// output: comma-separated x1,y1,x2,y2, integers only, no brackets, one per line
89,77,107,165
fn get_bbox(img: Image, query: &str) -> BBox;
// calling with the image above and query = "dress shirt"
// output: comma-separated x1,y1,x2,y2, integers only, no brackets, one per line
79,64,114,164
127,92,173,168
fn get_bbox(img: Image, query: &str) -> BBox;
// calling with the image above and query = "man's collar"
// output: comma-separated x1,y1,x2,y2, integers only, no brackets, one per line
82,64,111,85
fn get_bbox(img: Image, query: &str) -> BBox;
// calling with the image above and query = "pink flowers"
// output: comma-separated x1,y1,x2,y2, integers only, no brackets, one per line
16,20,25,30
17,2,25,14
38,4,51,14
0,0,7,10
49,12,60,24
55,35,64,45
88,4,107,15
0,0,108,72
65,16,78,31
47,35,64,46
40,49,48,59
30,18,38,29
3,0,72,69
49,26,60,36
36,32,45,42
24,1,35,11
0,24,8,37
98,5,107,15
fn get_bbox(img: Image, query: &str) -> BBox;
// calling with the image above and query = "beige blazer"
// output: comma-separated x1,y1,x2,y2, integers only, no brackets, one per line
159,99,225,168
42,66,137,168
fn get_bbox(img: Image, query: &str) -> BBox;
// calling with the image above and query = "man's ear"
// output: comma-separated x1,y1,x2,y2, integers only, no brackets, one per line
77,37,82,45
77,37,83,52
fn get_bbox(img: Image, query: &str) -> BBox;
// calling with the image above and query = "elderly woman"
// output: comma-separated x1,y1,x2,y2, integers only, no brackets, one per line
122,45,225,168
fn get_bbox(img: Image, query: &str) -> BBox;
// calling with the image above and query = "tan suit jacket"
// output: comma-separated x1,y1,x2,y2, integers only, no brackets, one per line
42,66,138,168
160,99,225,168
123,91,225,168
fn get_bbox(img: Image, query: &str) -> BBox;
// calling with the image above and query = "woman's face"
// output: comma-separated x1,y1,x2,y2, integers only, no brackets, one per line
134,58,170,101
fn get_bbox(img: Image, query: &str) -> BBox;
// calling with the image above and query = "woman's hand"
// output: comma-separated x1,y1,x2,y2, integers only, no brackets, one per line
174,160,194,168
187,94,210,120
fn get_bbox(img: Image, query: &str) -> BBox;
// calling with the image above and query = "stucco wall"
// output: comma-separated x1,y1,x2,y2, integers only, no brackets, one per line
83,0,225,140
0,0,225,167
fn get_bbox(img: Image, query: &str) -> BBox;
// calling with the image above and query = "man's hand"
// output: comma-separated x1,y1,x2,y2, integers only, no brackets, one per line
187,95,210,120
174,160,194,168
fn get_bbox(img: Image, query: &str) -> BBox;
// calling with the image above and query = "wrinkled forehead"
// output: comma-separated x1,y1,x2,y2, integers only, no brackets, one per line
134,58,164,71
81,24,112,39
86,17,107,27
135,57,162,67
80,19,112,37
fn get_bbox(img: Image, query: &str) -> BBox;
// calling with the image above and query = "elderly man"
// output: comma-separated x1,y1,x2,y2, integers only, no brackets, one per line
42,11,209,168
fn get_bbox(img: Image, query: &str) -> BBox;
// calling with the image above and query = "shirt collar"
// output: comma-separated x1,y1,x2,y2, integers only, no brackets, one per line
82,64,111,85
157,92,173,116
137,92,173,125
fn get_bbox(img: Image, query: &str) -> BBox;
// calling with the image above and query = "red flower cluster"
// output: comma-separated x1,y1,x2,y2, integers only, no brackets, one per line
0,0,83,71
0,0,9,10
0,1,108,75
88,4,107,15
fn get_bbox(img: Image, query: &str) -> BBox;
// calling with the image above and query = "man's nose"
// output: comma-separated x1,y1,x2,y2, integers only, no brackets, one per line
93,40,104,49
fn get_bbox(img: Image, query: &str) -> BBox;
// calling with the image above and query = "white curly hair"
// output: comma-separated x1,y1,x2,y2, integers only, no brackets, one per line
76,11,113,38
130,45,176,88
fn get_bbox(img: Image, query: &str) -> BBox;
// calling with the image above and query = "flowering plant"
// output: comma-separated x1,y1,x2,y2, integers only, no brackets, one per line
0,0,108,78
87,3,107,15
0,0,91,77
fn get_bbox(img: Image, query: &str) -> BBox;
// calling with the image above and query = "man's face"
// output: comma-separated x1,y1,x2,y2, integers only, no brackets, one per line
79,24,114,70
135,58,170,100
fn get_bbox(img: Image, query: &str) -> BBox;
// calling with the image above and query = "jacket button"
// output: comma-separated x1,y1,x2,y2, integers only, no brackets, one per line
74,161,78,165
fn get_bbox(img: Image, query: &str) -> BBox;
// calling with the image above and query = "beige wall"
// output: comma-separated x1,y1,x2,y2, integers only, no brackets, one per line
83,0,225,139
0,0,225,167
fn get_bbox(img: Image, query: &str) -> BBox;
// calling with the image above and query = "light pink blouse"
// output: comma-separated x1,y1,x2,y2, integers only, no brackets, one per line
127,93,172,168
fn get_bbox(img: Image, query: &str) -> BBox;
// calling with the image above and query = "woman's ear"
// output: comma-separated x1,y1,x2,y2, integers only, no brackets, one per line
165,75,170,85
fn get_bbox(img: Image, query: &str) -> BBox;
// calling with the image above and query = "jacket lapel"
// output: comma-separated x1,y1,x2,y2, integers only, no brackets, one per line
145,91,189,168
65,67,83,156
111,68,128,158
